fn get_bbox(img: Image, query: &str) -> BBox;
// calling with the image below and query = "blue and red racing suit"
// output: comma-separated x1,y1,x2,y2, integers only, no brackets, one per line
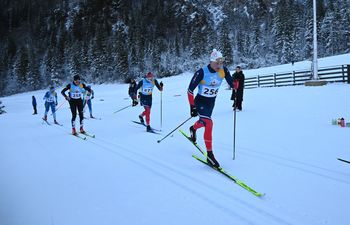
188,64,233,151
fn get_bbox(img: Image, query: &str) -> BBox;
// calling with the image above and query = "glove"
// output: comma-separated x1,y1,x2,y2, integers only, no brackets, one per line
132,99,138,107
159,81,164,91
91,96,94,99
190,105,198,117
65,96,70,101
56,102,58,106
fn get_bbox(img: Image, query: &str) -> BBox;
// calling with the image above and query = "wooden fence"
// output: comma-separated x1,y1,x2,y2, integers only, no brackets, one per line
245,65,350,89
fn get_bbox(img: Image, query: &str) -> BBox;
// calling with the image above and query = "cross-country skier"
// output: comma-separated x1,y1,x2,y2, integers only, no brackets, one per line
187,49,236,168
42,86,59,124
83,85,95,118
136,72,163,132
128,78,138,106
61,75,92,135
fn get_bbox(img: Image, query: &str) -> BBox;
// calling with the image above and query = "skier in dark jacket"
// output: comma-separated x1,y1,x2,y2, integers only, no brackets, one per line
128,78,138,106
188,49,235,168
231,66,245,111
61,75,92,135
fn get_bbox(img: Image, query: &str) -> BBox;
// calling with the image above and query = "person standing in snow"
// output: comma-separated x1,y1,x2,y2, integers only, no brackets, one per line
136,72,163,132
32,95,37,115
128,78,138,107
83,85,95,118
187,49,235,168
231,66,245,111
61,75,92,135
42,86,59,124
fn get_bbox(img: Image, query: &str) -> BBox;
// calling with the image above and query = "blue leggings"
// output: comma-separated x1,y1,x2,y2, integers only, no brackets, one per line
44,102,56,119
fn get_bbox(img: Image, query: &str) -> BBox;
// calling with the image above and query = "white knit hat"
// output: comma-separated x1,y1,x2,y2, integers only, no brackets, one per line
210,49,224,62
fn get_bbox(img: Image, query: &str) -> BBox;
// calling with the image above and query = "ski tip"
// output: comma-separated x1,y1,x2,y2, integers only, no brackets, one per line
157,140,161,143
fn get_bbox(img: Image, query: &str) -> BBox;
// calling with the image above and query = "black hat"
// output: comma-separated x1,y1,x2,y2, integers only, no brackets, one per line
236,66,241,69
73,75,80,81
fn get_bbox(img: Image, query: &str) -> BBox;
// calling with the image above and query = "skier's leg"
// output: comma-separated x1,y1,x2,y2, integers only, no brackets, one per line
51,103,57,120
145,106,151,125
69,101,77,128
202,118,213,151
87,100,92,117
77,99,84,127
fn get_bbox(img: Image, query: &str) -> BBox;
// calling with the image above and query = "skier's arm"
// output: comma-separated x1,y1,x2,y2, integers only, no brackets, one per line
43,92,48,100
91,90,94,99
61,84,71,99
187,69,203,106
55,92,58,105
223,67,234,89
154,79,163,91
82,83,92,93
136,80,143,90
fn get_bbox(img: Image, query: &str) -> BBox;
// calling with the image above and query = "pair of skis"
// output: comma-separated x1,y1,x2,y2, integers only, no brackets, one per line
132,120,161,134
73,132,95,140
42,118,95,140
42,118,62,126
179,130,264,197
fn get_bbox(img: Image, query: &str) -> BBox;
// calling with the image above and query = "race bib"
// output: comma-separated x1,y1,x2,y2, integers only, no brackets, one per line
142,88,152,95
47,96,55,102
199,86,219,97
71,92,82,99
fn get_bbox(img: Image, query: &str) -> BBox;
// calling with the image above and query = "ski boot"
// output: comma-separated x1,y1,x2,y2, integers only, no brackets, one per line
72,128,77,135
189,126,197,143
90,114,94,119
206,151,220,168
42,115,47,121
146,125,152,132
139,115,145,124
80,126,86,134
54,119,59,125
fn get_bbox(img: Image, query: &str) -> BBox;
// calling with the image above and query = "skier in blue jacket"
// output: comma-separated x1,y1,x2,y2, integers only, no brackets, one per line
42,86,59,124
187,49,236,168
136,72,163,132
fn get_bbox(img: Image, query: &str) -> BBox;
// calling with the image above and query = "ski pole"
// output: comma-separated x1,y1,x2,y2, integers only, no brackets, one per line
113,104,132,114
233,91,237,160
157,117,192,143
160,91,163,130
51,101,65,115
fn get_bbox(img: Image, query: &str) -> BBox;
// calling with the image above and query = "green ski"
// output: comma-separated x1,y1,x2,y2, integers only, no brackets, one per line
180,130,264,197
192,154,264,197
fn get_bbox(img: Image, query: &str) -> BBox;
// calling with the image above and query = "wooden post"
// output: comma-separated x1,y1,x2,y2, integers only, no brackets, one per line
347,65,350,84
257,75,260,87
274,73,276,87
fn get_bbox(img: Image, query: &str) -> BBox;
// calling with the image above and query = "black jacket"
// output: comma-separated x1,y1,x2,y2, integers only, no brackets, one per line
128,81,137,96
231,71,245,101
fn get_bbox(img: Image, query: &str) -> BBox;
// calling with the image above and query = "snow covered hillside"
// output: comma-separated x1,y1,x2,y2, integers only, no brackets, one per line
1,65,350,224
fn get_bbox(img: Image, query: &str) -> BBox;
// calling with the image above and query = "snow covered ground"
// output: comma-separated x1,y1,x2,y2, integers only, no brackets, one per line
1,55,350,225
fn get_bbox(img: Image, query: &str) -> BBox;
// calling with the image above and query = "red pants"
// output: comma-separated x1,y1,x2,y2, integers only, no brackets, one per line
193,117,213,151
140,106,151,125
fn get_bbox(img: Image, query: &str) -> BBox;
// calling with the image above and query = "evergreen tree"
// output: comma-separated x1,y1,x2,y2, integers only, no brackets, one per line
15,46,30,91
220,20,233,67
0,101,5,114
